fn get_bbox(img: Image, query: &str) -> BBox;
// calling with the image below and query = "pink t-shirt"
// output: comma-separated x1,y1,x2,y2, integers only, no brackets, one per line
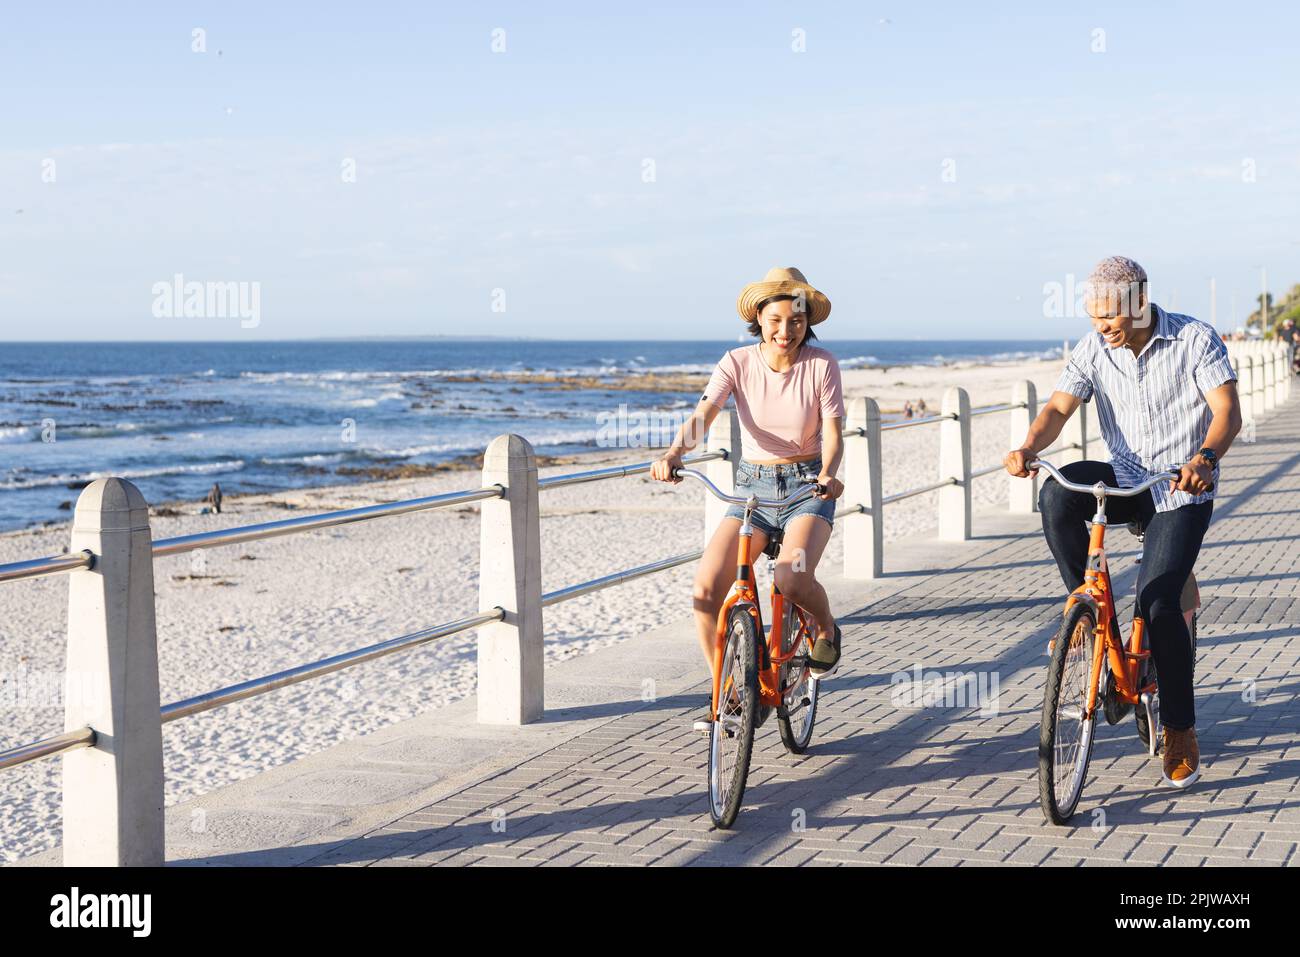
703,343,846,461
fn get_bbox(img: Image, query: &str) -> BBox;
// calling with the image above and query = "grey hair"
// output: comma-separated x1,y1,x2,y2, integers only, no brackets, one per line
1086,256,1148,315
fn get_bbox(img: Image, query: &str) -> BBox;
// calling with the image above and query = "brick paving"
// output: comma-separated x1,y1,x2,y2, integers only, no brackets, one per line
305,398,1300,866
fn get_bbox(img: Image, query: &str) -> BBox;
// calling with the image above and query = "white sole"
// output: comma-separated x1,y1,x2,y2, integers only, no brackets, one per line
1160,767,1200,788
809,659,840,681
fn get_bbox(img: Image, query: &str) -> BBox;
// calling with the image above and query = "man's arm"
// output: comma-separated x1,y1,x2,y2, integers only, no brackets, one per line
1173,380,1242,493
1004,390,1084,477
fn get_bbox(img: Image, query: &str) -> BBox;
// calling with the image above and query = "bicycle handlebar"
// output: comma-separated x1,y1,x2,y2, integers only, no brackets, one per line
1029,458,1213,496
670,466,824,509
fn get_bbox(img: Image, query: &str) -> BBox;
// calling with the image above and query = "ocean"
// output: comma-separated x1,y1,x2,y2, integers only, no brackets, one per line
0,339,1063,531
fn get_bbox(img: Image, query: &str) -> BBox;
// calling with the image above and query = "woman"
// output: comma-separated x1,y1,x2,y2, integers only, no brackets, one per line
651,266,846,730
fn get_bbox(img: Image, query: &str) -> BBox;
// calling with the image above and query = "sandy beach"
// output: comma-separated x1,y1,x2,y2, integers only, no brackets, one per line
0,355,1068,861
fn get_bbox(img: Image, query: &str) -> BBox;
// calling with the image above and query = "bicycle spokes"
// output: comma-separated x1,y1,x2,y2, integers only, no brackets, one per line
777,604,819,754
708,611,758,828
1039,604,1099,824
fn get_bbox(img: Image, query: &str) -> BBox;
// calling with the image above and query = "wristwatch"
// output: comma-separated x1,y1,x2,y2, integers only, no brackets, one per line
1196,447,1218,468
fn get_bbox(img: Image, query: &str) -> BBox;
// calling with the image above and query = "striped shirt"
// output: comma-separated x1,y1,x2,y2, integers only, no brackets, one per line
1055,304,1237,512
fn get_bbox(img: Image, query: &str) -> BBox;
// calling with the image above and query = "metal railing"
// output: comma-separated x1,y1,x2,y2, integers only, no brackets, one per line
1225,339,1293,421
0,447,727,774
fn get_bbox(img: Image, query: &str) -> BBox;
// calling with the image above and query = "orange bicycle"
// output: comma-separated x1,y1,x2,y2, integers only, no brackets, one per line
672,465,826,828
1032,458,1201,824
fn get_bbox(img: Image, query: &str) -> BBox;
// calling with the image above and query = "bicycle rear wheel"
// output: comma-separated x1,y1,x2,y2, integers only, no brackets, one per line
708,607,760,828
777,601,819,754
1039,602,1098,824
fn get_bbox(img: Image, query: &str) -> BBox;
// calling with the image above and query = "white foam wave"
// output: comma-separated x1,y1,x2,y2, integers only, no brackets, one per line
0,459,246,491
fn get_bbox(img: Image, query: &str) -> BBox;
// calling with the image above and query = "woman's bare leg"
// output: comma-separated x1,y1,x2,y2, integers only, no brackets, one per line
773,514,835,640
692,517,768,674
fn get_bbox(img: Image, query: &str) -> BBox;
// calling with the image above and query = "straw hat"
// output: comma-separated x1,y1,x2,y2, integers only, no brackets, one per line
736,266,832,325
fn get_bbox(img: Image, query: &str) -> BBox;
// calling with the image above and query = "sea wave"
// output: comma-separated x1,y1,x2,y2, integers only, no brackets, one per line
258,452,348,467
235,363,718,385
0,459,246,491
376,428,601,459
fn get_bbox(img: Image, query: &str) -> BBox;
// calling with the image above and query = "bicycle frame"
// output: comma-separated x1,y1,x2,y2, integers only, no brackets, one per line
1066,516,1155,722
709,529,818,721
1034,458,1188,722
669,466,822,723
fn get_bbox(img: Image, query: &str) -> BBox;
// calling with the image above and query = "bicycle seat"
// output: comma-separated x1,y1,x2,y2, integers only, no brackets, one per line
761,526,784,560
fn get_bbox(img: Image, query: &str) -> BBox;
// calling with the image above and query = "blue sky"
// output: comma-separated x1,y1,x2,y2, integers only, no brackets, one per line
2,1,1298,341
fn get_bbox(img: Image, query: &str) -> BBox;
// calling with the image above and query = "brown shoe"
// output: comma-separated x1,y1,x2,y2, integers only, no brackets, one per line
1161,726,1200,788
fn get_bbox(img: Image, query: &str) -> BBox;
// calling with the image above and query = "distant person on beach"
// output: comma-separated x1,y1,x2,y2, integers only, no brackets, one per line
1004,255,1242,789
651,267,846,729
902,400,914,419
206,482,223,514
915,398,928,415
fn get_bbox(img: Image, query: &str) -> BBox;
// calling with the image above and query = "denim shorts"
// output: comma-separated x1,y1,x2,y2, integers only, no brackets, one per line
722,456,836,536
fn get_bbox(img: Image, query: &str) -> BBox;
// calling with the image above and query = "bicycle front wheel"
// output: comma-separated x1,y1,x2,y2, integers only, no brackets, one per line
1039,602,1098,824
777,601,819,754
708,607,760,829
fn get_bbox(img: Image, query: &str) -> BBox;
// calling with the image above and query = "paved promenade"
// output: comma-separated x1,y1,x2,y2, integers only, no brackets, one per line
18,397,1300,867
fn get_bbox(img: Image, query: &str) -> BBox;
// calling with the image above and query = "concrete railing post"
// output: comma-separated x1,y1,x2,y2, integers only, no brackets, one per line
1280,344,1289,402
843,396,883,578
63,478,164,867
1239,355,1256,428
704,408,741,546
477,434,544,725
1263,346,1277,411
1061,400,1088,465
1009,380,1038,513
938,386,971,541
1250,355,1266,419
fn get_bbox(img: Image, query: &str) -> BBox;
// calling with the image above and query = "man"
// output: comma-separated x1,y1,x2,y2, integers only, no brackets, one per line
1005,256,1242,788
1282,317,1300,374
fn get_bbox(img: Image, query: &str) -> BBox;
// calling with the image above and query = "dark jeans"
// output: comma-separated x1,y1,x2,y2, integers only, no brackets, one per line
1038,460,1212,730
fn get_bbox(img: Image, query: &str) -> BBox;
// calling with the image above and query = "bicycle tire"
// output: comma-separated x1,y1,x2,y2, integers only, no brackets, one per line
1039,601,1098,825
707,607,760,829
777,601,819,754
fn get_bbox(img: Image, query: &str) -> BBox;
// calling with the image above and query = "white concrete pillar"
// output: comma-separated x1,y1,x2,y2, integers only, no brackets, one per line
477,434,544,725
843,396,883,578
1249,355,1266,419
704,408,741,546
1263,345,1277,411
62,478,164,867
1061,400,1088,465
938,387,972,541
1009,380,1039,513
1274,344,1287,405
1238,355,1256,429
